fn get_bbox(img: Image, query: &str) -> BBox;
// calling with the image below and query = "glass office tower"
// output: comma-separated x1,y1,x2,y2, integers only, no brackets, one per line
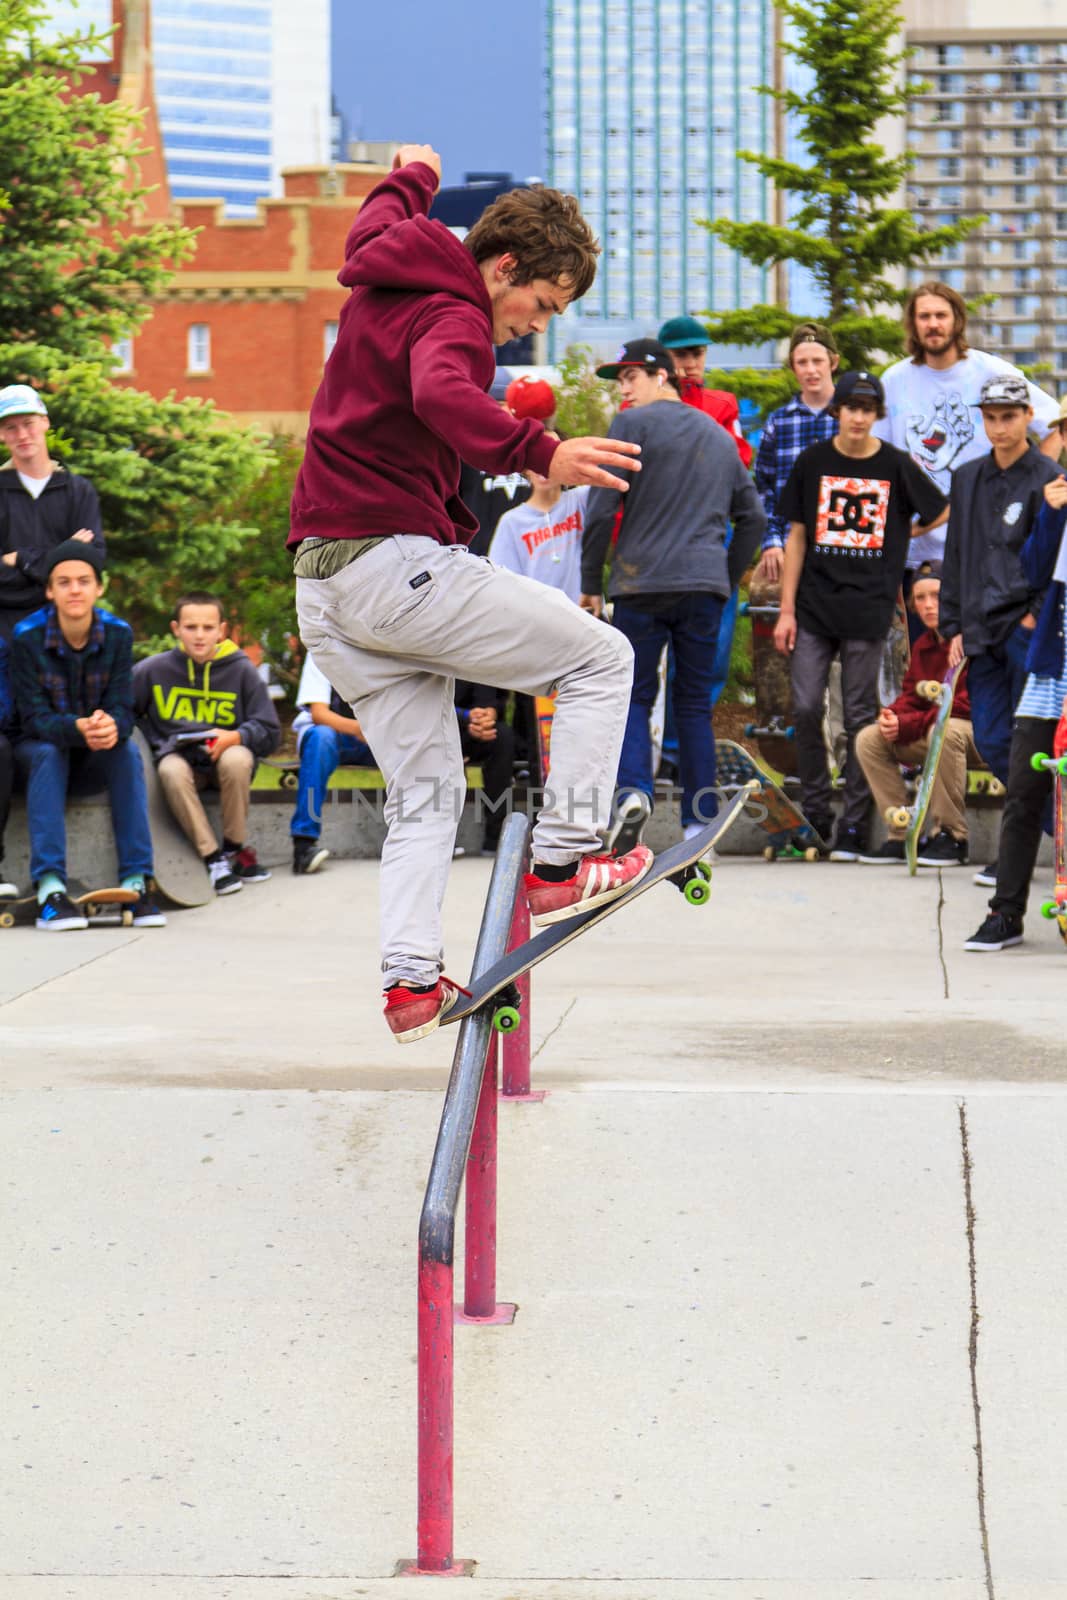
545,0,774,356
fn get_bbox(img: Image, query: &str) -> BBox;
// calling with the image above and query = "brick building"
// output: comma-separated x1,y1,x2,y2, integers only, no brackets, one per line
115,164,390,437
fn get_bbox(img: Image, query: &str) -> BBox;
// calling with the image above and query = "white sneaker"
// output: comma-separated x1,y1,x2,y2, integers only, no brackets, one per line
207,855,242,895
0,878,17,899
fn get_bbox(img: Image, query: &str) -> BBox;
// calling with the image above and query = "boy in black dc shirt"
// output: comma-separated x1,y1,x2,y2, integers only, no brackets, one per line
774,371,948,858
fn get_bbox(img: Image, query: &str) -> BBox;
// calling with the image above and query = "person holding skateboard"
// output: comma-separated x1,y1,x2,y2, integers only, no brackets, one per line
133,592,281,895
9,541,164,930
939,374,1061,887
290,143,650,1043
854,561,978,865
582,338,766,846
964,476,1067,950
774,371,948,860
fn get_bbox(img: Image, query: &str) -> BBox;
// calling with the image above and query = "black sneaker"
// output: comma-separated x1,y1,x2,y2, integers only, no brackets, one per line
917,830,968,868
807,814,835,852
963,911,1023,951
829,824,865,862
606,790,652,856
858,839,906,864
228,845,271,882
292,837,330,875
35,890,88,932
973,861,998,888
131,890,167,927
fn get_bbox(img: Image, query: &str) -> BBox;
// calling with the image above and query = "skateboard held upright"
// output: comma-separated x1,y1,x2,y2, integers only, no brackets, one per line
1032,732,1067,944
715,738,824,861
884,659,966,875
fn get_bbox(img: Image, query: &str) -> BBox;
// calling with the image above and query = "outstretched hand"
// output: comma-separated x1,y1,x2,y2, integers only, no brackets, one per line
1044,474,1067,509
548,435,641,492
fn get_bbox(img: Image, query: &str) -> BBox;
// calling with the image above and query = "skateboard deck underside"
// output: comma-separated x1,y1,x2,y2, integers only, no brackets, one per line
133,728,213,908
443,783,756,1025
903,663,964,875
715,739,820,855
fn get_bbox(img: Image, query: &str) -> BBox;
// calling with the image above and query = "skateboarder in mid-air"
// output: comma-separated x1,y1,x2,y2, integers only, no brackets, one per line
290,143,649,1042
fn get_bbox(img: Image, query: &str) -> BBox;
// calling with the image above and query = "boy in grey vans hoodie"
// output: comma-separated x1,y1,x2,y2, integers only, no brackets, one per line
133,591,280,894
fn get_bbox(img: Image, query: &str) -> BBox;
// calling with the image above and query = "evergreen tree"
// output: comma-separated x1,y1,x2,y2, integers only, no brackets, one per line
698,0,984,408
0,0,197,354
0,4,271,647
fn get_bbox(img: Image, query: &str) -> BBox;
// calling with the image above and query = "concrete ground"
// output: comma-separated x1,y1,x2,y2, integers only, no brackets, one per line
2,853,1065,1600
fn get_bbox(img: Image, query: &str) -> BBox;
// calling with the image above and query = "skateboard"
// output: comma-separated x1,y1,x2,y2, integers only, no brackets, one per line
442,782,758,1031
133,727,212,908
884,659,966,876
0,885,138,929
715,738,824,861
743,569,796,775
879,587,911,708
1032,742,1067,944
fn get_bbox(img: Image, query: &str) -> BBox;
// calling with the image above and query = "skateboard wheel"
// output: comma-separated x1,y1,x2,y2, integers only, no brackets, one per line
492,1005,521,1034
887,806,911,829
987,777,1006,796
804,847,820,862
1056,756,1067,777
683,877,710,906
695,860,712,881
744,721,756,737
121,910,134,927
0,910,13,928
1041,899,1058,920
281,770,298,789
763,845,776,862
1031,751,1050,772
784,725,795,739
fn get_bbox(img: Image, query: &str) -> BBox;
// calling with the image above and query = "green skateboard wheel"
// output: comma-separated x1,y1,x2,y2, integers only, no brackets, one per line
683,877,710,906
1031,751,1050,772
492,1005,521,1034
1041,900,1058,920
1057,756,1067,777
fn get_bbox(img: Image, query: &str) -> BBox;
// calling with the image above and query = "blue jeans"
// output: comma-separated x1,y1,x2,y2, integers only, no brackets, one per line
15,737,153,885
613,592,724,827
967,623,1033,786
290,724,374,839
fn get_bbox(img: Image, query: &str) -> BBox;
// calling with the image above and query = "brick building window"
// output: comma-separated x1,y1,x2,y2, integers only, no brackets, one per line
187,323,211,374
324,321,339,362
112,336,133,374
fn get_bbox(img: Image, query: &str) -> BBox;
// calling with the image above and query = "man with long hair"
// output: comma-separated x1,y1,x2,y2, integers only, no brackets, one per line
876,280,1059,564
289,144,651,1043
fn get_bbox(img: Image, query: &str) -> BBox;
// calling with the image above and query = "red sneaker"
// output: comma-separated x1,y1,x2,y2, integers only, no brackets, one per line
383,977,469,1043
524,844,654,928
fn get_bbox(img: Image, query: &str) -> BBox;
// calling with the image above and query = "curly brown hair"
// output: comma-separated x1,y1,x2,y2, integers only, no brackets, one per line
464,186,600,301
904,281,969,363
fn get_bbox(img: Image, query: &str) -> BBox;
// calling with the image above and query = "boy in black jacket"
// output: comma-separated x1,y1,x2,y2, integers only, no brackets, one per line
133,592,281,894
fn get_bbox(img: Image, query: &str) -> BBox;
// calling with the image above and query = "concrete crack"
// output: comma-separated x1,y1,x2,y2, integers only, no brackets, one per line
530,996,576,1063
937,868,950,1000
959,1098,995,1599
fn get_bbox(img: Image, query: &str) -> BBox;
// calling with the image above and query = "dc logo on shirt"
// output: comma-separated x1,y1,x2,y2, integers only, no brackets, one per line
1003,501,1023,526
815,475,891,551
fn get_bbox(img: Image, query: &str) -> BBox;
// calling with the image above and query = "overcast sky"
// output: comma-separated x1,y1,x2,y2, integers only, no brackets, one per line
331,0,543,186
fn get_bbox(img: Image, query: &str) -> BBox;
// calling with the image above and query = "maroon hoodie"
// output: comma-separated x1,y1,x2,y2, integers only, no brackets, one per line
289,162,559,549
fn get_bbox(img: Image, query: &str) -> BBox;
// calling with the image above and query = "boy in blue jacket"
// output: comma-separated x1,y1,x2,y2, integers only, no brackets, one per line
965,476,1067,949
10,541,163,930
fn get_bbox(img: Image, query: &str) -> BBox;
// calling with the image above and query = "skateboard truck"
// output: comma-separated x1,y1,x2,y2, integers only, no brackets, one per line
668,858,712,904
486,981,522,1034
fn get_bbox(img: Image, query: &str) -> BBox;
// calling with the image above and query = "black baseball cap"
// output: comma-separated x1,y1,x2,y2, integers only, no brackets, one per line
596,338,673,380
832,370,885,408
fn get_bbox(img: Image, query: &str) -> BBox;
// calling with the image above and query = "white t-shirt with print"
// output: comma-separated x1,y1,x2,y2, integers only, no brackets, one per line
874,349,1059,563
489,487,590,605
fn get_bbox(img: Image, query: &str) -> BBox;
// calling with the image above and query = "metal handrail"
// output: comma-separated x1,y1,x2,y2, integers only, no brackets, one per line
414,809,531,1575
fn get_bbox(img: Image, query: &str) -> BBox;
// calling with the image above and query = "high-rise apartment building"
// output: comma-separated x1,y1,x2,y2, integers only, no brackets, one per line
902,3,1067,387
545,0,774,358
50,0,330,216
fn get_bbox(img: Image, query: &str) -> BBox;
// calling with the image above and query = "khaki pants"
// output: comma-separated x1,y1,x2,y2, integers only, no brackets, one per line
855,716,980,840
158,746,255,857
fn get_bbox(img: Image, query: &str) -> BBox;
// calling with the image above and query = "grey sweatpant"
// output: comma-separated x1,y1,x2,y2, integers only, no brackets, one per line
295,535,634,988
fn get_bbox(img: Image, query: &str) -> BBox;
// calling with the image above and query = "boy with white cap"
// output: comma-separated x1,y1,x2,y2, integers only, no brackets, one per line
0,383,103,642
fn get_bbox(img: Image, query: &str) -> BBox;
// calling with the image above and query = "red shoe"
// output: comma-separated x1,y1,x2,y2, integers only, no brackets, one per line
383,977,469,1043
524,844,654,927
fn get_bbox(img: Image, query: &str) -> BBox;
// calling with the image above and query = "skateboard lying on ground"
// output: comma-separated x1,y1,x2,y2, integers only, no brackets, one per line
715,738,824,861
0,886,138,930
743,570,797,775
133,727,212,908
884,659,966,876
1032,740,1067,945
442,782,758,1031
